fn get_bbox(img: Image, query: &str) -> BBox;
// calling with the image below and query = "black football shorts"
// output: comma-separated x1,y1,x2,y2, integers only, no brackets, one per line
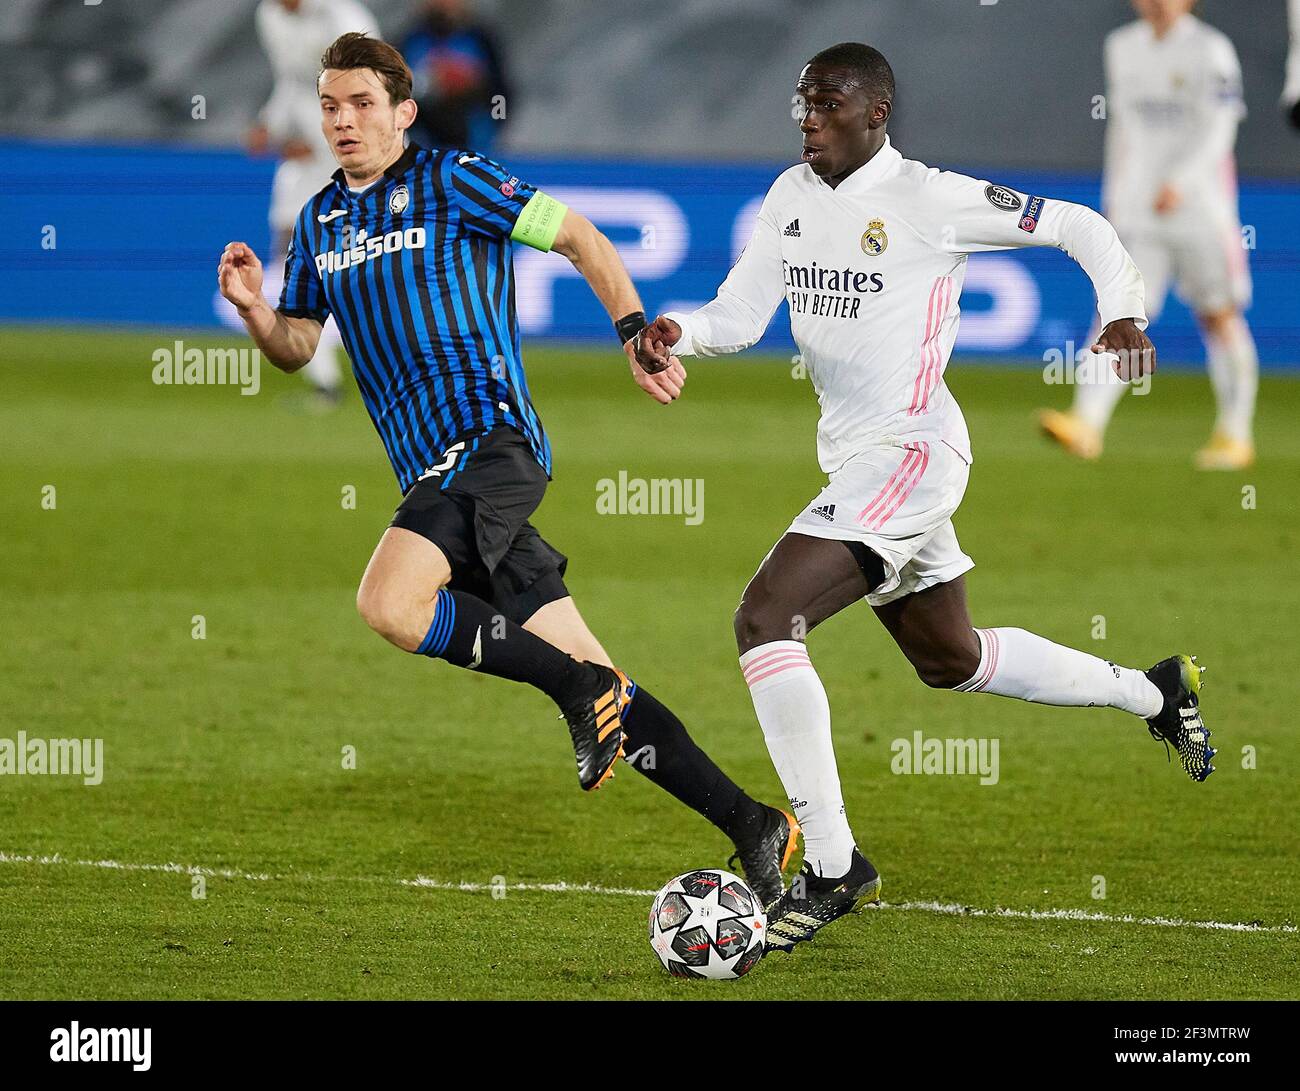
390,426,570,624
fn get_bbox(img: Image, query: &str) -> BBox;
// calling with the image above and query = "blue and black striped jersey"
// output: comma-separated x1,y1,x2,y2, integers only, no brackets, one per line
278,143,553,492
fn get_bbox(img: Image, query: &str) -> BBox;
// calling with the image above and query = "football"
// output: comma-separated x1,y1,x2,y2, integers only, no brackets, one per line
648,869,767,979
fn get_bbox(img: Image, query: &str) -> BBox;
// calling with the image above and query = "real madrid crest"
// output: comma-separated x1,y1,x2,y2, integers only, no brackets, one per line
861,218,888,256
389,184,410,216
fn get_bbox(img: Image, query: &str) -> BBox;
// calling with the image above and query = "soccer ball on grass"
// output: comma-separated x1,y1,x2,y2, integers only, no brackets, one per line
648,869,766,979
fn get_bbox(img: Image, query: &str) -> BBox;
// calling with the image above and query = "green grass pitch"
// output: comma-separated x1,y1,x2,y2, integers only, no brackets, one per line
1,326,1297,999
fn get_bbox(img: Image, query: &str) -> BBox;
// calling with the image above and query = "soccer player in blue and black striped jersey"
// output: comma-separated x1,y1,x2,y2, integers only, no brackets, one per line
217,32,797,906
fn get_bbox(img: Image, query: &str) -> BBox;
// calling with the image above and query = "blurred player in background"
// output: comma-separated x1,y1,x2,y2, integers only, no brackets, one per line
248,0,380,408
1285,0,1300,129
1039,0,1258,470
401,0,512,153
218,33,797,907
636,42,1216,954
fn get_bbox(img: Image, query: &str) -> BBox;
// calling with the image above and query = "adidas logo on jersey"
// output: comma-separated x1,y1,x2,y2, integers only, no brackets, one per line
810,503,836,521
783,219,801,237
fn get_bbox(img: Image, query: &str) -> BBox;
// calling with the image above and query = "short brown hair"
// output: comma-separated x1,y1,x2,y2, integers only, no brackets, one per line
319,32,413,105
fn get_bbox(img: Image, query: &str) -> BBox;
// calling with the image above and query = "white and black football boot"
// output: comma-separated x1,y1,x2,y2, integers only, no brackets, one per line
765,848,882,954
1144,654,1216,782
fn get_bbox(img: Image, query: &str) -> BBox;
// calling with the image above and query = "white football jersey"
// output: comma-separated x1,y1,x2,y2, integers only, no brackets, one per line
664,137,1146,473
1285,0,1300,109
255,0,379,230
255,0,379,148
1101,14,1246,230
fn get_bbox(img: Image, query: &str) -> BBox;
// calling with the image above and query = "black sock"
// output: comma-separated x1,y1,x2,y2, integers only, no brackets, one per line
416,588,596,705
621,684,769,843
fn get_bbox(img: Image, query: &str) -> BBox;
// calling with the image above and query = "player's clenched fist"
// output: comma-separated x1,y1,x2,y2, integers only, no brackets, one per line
218,242,266,313
632,315,682,375
1093,318,1156,381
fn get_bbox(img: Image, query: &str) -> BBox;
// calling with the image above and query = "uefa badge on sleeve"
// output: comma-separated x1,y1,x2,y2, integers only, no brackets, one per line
1019,195,1045,234
389,184,410,216
860,218,889,256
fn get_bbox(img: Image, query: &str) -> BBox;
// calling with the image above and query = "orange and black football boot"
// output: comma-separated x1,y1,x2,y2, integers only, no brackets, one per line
560,664,631,791
728,805,801,909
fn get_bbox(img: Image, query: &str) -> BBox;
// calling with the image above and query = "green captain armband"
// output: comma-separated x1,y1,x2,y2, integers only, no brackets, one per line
510,191,568,252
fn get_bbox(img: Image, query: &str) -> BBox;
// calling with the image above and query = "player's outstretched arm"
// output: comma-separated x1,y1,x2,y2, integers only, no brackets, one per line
655,192,786,363
934,174,1153,380
550,209,686,405
217,241,322,372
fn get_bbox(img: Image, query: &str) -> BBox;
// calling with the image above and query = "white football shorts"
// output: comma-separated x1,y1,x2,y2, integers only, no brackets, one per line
1123,217,1252,318
787,439,973,607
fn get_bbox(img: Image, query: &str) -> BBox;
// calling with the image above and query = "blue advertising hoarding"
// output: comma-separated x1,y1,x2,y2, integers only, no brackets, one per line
3,139,1296,367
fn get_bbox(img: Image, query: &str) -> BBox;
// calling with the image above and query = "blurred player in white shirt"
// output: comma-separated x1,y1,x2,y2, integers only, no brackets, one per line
248,0,379,406
631,42,1216,953
1286,0,1300,128
1040,0,1258,470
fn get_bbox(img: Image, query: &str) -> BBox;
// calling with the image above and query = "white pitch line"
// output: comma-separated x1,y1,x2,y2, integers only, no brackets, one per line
888,899,1299,935
2,850,1295,935
0,850,276,882
402,876,659,897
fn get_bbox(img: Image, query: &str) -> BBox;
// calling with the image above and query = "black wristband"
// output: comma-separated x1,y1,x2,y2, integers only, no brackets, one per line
615,310,648,345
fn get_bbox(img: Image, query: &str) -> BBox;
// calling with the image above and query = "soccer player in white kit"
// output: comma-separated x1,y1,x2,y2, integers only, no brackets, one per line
249,0,379,405
1039,0,1258,470
631,43,1217,951
1285,0,1300,129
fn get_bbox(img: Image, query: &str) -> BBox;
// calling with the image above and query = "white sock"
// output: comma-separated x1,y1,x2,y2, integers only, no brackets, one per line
1205,317,1258,445
955,627,1163,718
740,641,855,877
1072,347,1130,433
302,319,343,393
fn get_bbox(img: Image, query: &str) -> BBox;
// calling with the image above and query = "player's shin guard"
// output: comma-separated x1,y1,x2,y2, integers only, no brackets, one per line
954,626,1163,718
416,588,595,704
621,685,767,841
740,640,856,877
